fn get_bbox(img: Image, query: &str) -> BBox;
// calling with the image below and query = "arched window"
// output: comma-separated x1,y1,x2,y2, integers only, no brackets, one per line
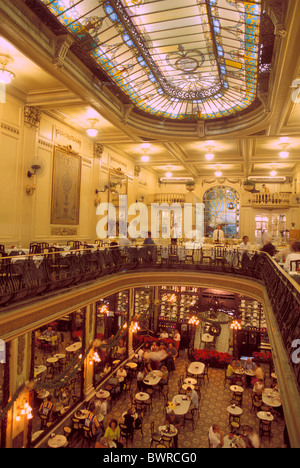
203,186,240,238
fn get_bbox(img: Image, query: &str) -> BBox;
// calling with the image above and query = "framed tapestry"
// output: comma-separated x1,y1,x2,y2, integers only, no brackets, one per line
51,146,82,225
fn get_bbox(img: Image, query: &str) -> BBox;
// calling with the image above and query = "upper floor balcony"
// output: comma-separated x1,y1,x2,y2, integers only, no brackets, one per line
249,192,300,208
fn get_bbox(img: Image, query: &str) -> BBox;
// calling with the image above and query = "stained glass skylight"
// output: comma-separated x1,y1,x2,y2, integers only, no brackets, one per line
40,0,262,121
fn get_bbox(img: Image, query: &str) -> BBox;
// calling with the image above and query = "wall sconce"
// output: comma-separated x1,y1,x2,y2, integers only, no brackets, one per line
230,320,241,330
16,398,33,421
27,163,41,178
26,184,36,196
0,55,15,84
188,316,200,326
86,118,99,137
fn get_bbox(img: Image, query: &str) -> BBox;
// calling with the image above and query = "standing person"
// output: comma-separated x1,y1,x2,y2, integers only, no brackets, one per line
213,225,225,242
173,330,181,356
208,425,224,448
84,402,104,442
186,386,199,409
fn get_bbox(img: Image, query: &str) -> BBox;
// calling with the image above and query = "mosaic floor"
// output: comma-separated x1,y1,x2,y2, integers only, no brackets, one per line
67,351,287,449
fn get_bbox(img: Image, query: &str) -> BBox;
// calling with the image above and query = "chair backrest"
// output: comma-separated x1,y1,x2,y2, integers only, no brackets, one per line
290,259,300,272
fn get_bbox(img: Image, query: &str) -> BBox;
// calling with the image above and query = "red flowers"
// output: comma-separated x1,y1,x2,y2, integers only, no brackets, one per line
252,351,272,362
192,349,232,365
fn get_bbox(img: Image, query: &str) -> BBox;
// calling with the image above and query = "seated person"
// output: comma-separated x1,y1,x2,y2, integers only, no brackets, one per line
239,236,251,251
116,366,127,380
284,241,300,272
226,362,236,382
159,365,169,386
104,419,122,448
186,386,199,409
260,238,276,257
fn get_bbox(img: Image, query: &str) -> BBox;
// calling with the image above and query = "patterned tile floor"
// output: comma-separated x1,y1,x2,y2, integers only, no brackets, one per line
68,351,287,449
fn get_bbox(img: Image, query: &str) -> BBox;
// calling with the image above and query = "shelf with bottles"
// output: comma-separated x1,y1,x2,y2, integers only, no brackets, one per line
239,298,267,332
159,286,200,324
134,287,152,320
116,290,129,316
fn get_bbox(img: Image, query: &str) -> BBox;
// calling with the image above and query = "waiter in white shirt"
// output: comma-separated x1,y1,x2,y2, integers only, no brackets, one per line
213,225,224,242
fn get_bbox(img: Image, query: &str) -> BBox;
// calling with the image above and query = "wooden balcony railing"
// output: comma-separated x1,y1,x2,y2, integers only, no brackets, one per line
251,192,291,206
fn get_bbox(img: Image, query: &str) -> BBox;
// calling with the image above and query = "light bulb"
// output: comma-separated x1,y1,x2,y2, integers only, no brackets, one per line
279,151,289,159
215,171,222,177
86,128,98,137
141,155,149,162
270,170,277,176
166,171,172,178
205,153,214,161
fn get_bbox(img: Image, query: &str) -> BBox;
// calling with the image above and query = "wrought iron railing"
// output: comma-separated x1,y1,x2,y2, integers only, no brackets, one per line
0,245,299,385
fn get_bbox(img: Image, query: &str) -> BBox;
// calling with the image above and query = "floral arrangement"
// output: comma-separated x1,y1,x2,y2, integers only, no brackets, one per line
133,335,175,347
192,348,232,368
252,351,273,362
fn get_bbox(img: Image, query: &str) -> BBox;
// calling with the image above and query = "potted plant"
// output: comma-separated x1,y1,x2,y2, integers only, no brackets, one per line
243,179,255,192
186,180,196,191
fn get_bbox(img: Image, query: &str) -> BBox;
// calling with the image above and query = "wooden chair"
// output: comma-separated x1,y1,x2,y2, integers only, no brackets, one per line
149,421,161,448
259,420,272,443
168,244,178,263
119,423,133,447
290,259,300,272
183,408,197,429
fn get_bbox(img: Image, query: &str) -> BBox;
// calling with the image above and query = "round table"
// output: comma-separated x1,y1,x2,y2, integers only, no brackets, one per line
54,353,65,360
257,411,274,422
135,392,150,402
182,383,195,391
96,390,110,399
230,385,244,393
47,434,67,448
159,425,178,439
46,357,58,364
188,362,205,375
143,371,162,386
227,405,243,417
202,333,214,343
170,395,190,416
125,362,137,369
66,342,82,353
262,389,281,408
184,377,197,385
223,435,246,449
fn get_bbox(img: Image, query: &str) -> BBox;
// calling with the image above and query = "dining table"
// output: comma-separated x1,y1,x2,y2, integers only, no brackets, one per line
262,388,281,408
159,424,178,440
66,342,82,353
184,377,197,386
96,389,110,399
135,392,150,402
169,394,190,416
227,405,243,417
47,434,68,448
257,411,274,422
230,385,244,394
223,434,246,449
188,362,205,375
143,370,162,386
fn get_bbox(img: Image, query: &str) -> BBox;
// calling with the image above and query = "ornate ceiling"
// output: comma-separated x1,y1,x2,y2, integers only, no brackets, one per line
39,0,262,121
0,0,299,180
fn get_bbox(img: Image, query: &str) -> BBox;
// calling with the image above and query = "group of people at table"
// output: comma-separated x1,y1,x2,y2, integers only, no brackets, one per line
206,356,283,449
